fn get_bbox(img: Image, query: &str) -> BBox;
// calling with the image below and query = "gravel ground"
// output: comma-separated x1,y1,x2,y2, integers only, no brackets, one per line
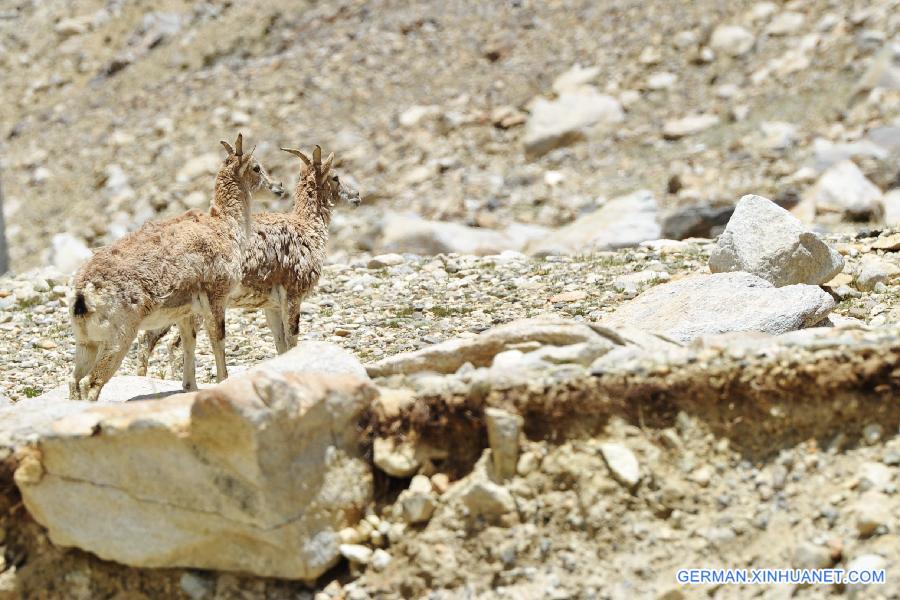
0,229,897,402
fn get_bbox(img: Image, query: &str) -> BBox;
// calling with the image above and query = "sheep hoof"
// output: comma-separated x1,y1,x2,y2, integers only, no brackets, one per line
80,378,99,402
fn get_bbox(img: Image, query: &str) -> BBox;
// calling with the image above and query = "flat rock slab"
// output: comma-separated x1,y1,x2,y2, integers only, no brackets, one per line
600,272,835,343
0,396,137,448
366,318,617,377
232,340,369,381
14,370,377,581
37,375,194,403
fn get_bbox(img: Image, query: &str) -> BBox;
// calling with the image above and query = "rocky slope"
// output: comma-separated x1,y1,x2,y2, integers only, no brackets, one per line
0,0,899,598
1,0,898,272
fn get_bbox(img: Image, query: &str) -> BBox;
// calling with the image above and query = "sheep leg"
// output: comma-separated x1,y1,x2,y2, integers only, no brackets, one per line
176,317,197,391
282,297,302,351
264,307,288,354
136,326,170,376
165,328,183,380
70,342,99,400
200,292,229,382
81,329,138,402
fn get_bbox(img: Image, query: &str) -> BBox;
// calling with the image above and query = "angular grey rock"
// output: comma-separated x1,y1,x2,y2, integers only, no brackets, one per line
811,137,889,173
103,11,183,77
179,572,214,600
646,71,677,90
853,493,891,537
379,212,548,256
54,15,93,36
15,372,377,581
373,437,420,477
524,88,624,158
398,104,441,128
590,339,679,380
809,160,884,220
399,475,437,524
551,64,602,94
339,544,373,565
709,194,844,286
884,189,900,226
484,408,523,481
793,542,833,570
460,480,516,521
367,253,405,269
663,114,719,139
866,124,900,154
854,42,900,96
759,121,798,150
765,12,804,36
856,255,900,291
371,549,392,571
599,442,641,489
858,461,893,492
481,349,556,390
527,190,660,256
710,25,755,57
600,272,834,343
660,204,734,240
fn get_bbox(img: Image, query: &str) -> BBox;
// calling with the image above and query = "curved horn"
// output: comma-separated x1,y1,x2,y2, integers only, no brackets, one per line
322,152,334,173
281,147,311,166
234,133,243,157
313,145,322,167
220,140,235,155
246,144,257,159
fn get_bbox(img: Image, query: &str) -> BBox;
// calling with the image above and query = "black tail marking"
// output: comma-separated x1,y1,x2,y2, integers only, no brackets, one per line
73,293,88,316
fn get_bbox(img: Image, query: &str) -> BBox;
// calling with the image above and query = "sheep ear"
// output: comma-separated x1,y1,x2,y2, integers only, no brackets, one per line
313,145,322,167
234,133,243,158
281,147,311,166
321,152,334,177
220,140,235,155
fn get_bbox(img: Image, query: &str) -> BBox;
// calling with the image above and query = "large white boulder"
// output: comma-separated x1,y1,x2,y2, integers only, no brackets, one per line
14,371,377,581
709,194,844,286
